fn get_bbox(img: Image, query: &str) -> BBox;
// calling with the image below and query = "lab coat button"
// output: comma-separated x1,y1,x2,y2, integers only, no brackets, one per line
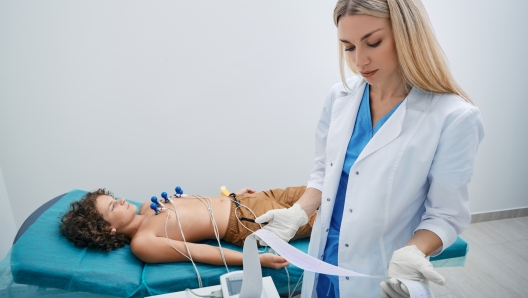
345,243,349,247
349,209,353,213
327,198,331,201
326,229,329,232
355,171,359,175
330,163,333,166
346,277,349,280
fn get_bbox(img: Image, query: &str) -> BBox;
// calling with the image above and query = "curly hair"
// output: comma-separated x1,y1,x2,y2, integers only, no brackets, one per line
60,189,130,251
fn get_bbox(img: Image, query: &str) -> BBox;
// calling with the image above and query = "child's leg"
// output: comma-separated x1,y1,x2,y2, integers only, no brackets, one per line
223,200,262,247
251,186,307,207
237,186,317,241
262,186,317,241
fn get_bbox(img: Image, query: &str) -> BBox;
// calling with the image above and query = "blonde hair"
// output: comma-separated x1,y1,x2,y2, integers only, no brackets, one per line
334,0,472,104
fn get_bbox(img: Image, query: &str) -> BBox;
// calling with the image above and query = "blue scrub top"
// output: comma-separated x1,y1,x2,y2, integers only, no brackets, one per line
316,83,403,297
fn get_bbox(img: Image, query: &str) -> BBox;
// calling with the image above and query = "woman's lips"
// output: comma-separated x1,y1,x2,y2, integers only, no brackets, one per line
361,70,378,78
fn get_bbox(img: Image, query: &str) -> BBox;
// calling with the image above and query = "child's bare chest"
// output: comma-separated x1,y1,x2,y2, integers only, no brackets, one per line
137,197,231,242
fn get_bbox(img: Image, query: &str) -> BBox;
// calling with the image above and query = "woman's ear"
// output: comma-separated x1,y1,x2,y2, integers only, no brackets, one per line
111,228,116,235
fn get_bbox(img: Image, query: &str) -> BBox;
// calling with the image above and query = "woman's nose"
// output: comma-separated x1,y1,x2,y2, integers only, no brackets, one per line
120,198,126,205
354,49,369,68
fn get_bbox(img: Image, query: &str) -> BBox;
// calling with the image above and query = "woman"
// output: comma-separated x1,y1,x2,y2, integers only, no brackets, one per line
254,0,485,297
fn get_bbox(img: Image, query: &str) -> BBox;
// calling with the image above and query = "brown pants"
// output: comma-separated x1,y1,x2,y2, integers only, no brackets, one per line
223,186,317,247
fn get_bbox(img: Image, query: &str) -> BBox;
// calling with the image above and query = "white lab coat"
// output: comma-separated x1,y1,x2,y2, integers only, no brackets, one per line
301,77,485,297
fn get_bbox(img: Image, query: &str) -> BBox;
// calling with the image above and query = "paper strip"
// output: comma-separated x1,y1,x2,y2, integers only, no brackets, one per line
239,234,262,298
253,229,369,277
240,229,436,298
399,279,435,298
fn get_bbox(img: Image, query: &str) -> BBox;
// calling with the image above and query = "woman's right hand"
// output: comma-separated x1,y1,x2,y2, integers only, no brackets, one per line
259,253,290,269
254,203,308,245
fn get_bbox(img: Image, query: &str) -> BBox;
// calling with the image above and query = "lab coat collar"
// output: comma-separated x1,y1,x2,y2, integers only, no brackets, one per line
355,86,433,164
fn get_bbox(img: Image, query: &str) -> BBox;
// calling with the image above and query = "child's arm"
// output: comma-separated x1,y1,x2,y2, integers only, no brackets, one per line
131,235,289,269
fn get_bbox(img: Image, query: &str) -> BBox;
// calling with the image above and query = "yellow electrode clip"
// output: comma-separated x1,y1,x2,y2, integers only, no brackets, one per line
221,186,240,208
220,186,231,197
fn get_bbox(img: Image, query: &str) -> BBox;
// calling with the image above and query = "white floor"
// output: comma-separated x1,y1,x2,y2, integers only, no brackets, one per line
292,216,528,298
429,216,528,298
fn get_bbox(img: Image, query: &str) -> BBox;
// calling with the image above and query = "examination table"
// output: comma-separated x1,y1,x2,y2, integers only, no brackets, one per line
0,190,468,297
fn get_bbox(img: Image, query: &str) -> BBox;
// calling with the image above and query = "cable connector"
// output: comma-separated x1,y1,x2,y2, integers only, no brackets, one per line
221,186,241,208
209,289,223,297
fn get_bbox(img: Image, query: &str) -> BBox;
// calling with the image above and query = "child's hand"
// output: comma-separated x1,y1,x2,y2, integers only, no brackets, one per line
259,253,290,269
235,187,256,195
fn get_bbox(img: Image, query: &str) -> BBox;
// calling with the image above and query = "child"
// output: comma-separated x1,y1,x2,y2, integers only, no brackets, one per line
60,186,316,268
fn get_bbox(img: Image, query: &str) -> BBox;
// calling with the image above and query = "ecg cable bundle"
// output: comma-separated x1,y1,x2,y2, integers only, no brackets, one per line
149,185,301,297
151,189,207,287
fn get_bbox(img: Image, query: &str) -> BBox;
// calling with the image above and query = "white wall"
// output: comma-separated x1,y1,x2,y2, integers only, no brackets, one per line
0,0,526,229
0,0,339,228
423,0,528,213
0,164,16,260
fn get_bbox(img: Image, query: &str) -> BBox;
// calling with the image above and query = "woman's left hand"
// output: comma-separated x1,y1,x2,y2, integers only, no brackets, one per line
235,187,256,195
380,245,445,298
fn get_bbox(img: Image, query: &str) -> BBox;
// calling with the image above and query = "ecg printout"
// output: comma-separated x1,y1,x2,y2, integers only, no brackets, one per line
249,229,435,298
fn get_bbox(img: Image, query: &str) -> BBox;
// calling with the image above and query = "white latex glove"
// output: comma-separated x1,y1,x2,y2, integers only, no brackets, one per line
254,203,308,246
380,245,446,298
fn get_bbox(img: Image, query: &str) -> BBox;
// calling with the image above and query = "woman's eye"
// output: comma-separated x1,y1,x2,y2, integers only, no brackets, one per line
111,204,115,211
368,41,381,48
344,46,356,52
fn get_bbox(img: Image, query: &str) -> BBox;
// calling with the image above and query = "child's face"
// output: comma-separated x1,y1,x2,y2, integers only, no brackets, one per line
95,194,137,234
